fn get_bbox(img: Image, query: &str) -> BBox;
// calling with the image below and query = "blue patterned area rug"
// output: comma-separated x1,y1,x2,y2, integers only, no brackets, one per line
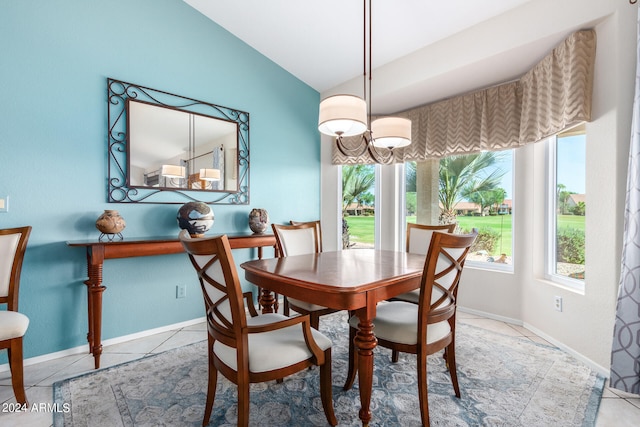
53,312,604,426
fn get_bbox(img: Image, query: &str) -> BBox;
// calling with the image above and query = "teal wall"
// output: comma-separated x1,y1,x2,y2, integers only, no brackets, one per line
0,0,321,361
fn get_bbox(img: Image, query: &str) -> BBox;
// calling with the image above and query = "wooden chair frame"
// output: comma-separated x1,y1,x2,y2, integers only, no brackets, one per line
344,231,476,426
272,222,338,329
0,226,32,405
180,233,336,426
389,223,458,362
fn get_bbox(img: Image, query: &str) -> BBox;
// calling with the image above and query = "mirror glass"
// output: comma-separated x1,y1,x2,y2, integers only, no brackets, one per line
128,100,238,192
107,78,250,204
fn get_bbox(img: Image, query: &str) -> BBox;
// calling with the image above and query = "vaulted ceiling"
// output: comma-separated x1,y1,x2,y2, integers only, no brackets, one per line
184,1,592,114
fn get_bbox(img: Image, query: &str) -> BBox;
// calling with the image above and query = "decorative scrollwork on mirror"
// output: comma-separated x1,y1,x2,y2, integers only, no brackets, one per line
107,78,250,204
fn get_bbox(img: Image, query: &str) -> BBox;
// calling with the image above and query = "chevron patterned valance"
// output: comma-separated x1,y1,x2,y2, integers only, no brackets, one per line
332,29,596,165
519,30,596,143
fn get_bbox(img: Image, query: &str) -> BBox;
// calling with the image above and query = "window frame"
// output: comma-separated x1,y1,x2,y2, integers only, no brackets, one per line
544,133,586,291
463,149,515,273
404,150,516,273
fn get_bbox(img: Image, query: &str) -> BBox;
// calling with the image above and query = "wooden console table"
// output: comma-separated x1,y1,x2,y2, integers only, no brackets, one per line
67,233,276,369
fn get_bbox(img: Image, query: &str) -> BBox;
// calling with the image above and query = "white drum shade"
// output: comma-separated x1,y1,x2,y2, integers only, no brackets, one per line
318,95,368,137
371,117,412,149
161,165,186,178
199,168,221,181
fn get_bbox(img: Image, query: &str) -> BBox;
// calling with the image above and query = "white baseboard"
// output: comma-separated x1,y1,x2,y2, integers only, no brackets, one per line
521,321,610,378
458,306,523,326
458,306,610,378
0,317,206,373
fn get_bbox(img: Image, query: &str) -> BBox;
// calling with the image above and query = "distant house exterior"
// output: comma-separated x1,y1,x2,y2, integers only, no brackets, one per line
345,203,374,216
452,201,482,216
444,199,513,216
567,194,585,209
498,199,513,215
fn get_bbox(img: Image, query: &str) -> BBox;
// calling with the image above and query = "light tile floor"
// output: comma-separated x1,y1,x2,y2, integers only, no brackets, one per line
0,312,638,426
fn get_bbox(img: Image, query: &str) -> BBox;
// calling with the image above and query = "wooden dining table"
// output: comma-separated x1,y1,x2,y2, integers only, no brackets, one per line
241,249,425,426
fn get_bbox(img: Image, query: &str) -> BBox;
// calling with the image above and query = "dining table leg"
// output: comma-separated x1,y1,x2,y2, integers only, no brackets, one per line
258,288,276,313
354,308,378,426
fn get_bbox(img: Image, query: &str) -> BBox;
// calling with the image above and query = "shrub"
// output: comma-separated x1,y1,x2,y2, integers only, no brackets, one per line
571,201,586,216
557,228,585,264
342,218,351,249
462,227,500,254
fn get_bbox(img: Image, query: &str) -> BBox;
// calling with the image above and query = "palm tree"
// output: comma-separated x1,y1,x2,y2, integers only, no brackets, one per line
406,161,417,192
439,152,506,223
485,188,507,214
342,165,375,249
342,165,375,214
557,183,572,215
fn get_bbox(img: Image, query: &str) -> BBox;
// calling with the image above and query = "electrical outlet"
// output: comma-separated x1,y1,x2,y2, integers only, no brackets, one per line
176,284,186,299
0,196,8,213
554,296,563,312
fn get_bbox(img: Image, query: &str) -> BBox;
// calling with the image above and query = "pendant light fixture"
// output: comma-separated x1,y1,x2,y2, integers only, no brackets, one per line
318,0,411,161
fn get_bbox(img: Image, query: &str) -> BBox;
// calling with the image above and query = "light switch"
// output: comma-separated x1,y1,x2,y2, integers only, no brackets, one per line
0,196,7,213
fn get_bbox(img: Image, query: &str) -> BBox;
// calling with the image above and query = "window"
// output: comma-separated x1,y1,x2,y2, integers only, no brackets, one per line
546,126,586,287
342,164,376,249
407,150,514,270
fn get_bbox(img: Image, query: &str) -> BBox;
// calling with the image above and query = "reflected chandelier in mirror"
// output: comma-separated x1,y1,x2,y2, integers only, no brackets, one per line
107,78,250,204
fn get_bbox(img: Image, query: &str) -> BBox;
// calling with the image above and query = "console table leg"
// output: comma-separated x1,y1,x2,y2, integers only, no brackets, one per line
85,278,93,352
88,284,105,369
85,249,105,369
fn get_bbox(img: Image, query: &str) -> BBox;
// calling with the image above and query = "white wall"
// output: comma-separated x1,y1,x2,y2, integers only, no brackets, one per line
321,0,636,374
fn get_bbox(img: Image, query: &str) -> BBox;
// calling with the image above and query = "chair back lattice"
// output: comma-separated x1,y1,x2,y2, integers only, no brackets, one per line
418,231,476,327
272,222,320,257
179,231,247,348
406,223,456,255
0,226,31,310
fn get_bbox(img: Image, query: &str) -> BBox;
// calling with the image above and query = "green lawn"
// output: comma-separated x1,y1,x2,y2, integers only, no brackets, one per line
556,214,585,231
344,216,375,244
344,214,584,257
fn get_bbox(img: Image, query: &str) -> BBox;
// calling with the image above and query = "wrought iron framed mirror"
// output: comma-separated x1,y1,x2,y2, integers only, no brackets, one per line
107,78,249,204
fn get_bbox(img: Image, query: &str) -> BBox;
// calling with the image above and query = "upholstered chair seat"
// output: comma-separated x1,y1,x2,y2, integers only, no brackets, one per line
214,312,332,372
348,302,450,346
284,298,328,313
0,311,29,341
389,286,445,306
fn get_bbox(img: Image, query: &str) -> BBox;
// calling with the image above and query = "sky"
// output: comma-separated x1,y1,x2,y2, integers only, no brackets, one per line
556,135,586,194
493,135,585,199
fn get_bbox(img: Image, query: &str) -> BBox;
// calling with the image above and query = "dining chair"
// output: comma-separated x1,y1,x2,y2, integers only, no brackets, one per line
272,222,339,330
0,226,32,405
289,220,323,251
343,230,477,427
179,231,337,427
391,223,457,305
388,223,457,362
286,220,324,318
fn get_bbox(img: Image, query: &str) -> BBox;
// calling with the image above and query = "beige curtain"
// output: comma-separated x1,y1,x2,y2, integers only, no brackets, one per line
332,29,596,165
